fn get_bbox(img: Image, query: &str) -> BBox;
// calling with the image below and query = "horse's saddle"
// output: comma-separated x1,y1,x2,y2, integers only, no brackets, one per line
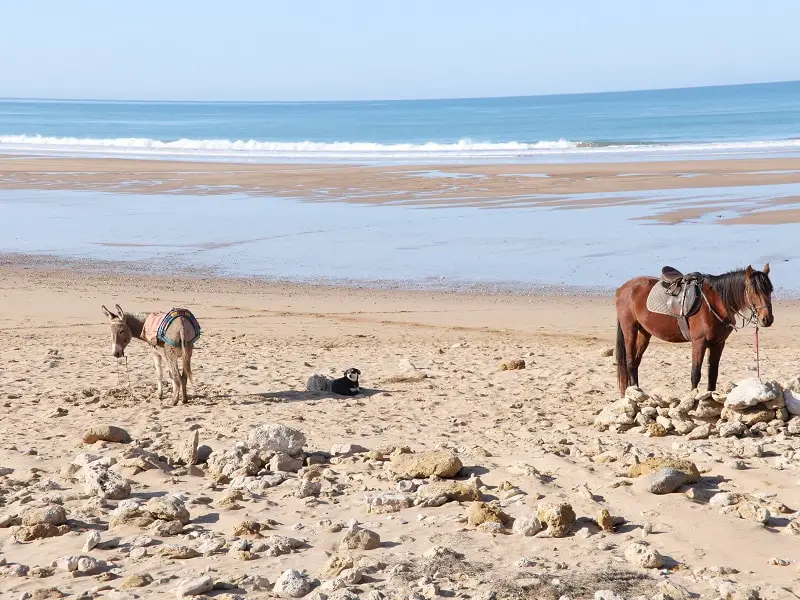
658,266,702,340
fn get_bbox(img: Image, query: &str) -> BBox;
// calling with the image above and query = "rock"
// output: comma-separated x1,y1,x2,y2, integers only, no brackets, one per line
260,535,304,557
296,478,322,499
365,492,415,514
734,502,770,524
247,423,306,456
197,535,226,555
232,519,273,538
646,423,667,437
109,499,154,529
467,502,510,527
21,505,67,527
597,509,615,532
784,519,800,536
208,444,263,483
14,523,71,541
624,542,664,568
158,545,201,559
150,519,185,536
82,463,131,500
626,386,649,403
415,479,481,507
389,450,462,479
722,406,774,427
672,419,696,435
56,555,108,576
784,389,800,416
330,444,369,456
787,416,800,435
725,379,781,409
339,525,380,551
120,574,153,589
628,458,700,483
500,359,526,370
536,501,575,537
270,452,305,473
709,492,738,507
719,421,747,438
177,431,199,466
655,581,690,600
82,425,131,444
274,569,315,598
639,468,687,494
175,574,214,597
20,588,65,600
512,516,542,536
687,423,712,440
319,554,355,579
594,592,624,600
145,494,190,524
83,530,101,552
593,398,638,430
692,399,723,419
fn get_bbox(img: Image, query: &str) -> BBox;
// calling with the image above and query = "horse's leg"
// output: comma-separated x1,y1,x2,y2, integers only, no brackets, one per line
151,349,164,400
632,329,651,387
690,340,708,390
707,340,726,392
624,325,639,391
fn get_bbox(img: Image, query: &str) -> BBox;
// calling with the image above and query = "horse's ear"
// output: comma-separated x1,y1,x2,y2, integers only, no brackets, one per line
763,262,770,275
115,304,125,320
102,305,115,320
745,265,753,279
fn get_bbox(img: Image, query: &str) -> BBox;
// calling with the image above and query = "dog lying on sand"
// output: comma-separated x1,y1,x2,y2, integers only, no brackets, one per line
306,368,361,396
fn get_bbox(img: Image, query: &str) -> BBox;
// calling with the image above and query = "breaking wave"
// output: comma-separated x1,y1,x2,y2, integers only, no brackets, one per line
2,134,800,161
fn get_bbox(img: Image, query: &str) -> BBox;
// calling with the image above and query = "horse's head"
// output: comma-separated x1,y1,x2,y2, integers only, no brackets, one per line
102,304,132,358
745,263,774,327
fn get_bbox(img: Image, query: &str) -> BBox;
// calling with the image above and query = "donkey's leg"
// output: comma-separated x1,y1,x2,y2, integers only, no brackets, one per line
179,347,189,405
690,340,708,390
707,340,726,392
165,350,181,406
632,329,651,388
151,349,165,399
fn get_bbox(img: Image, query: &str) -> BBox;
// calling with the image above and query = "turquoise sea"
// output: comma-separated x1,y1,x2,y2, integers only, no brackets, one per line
2,81,800,163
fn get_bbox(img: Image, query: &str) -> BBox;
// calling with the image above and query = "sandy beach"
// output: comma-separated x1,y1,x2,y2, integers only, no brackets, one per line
2,263,800,599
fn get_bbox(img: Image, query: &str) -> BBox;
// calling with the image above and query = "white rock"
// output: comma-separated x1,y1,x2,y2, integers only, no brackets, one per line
784,389,800,416
725,378,781,409
56,555,107,575
709,492,737,507
247,424,306,457
176,574,214,597
274,569,314,598
595,592,624,600
593,398,637,429
623,542,664,568
82,463,130,500
83,530,101,552
512,516,543,536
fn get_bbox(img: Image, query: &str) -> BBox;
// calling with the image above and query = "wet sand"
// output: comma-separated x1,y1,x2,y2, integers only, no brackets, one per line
3,155,800,224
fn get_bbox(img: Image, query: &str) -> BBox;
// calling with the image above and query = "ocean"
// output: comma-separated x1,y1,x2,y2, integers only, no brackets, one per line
2,81,800,163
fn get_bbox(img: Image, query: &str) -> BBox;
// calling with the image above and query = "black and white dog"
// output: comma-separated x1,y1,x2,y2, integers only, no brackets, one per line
330,367,361,396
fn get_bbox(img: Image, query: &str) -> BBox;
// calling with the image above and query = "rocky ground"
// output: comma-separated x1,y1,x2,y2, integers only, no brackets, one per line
1,268,799,600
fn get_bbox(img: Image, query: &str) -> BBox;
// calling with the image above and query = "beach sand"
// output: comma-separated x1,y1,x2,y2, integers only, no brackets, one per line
2,264,800,599
4,155,800,224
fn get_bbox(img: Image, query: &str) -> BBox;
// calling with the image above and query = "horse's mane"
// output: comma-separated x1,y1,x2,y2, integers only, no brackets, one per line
704,268,773,313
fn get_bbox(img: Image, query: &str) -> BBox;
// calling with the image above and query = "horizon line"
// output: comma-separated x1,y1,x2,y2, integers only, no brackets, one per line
1,78,798,105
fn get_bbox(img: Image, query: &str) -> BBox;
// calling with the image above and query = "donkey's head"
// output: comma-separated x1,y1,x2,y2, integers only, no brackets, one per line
102,304,132,358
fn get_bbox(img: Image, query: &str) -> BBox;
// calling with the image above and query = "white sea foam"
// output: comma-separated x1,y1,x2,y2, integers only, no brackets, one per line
2,134,800,161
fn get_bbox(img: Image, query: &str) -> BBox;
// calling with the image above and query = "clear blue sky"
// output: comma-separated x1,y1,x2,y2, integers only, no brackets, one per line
2,0,799,101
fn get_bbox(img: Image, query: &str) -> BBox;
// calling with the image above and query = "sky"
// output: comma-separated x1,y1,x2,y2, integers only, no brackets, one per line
2,1,800,102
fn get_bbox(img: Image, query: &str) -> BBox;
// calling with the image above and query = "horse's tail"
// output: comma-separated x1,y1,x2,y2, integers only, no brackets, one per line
180,320,194,385
616,319,628,396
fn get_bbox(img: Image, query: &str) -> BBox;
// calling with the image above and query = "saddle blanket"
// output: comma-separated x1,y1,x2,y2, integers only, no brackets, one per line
142,308,201,347
646,284,674,316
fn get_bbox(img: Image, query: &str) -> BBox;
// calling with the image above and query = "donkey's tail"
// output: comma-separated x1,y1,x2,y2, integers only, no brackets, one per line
615,320,628,396
180,320,194,385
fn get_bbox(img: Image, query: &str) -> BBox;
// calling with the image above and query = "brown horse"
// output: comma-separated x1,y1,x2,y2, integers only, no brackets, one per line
102,304,196,405
615,264,774,397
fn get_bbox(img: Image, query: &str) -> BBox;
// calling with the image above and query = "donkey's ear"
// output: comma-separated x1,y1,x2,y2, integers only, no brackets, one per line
763,262,770,275
745,265,753,279
115,304,125,319
102,305,116,320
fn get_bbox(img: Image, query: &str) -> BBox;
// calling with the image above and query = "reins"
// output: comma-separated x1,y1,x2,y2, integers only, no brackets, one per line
700,281,767,380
